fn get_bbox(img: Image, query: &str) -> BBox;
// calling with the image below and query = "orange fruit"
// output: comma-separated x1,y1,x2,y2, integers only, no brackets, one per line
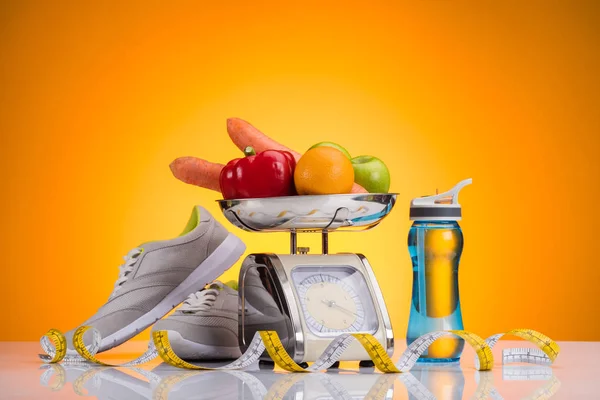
294,147,355,195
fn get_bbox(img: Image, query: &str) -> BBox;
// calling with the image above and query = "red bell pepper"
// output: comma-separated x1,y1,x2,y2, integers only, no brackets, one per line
219,146,296,199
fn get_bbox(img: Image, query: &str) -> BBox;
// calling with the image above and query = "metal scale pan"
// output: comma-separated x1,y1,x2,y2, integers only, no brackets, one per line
216,193,397,233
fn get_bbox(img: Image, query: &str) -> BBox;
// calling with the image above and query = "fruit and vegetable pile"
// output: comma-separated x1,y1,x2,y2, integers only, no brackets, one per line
170,118,391,200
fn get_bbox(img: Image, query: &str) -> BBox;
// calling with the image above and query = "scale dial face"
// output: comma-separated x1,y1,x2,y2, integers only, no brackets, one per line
291,265,379,337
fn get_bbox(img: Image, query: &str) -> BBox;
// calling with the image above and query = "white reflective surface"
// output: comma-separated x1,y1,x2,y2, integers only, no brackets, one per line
1,341,598,399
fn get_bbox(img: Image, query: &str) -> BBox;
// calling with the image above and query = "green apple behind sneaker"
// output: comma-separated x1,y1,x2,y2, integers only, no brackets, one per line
65,205,246,353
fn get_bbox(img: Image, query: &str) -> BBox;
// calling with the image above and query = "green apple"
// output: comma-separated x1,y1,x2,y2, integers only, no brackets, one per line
351,155,391,193
308,141,352,159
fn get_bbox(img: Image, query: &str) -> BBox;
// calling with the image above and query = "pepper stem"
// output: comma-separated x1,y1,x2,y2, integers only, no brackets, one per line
244,146,256,157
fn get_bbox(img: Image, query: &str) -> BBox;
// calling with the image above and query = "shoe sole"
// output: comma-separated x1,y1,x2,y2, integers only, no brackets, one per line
164,330,243,360
98,233,246,352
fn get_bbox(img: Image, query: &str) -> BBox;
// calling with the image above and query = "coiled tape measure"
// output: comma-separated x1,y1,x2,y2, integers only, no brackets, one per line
39,326,559,373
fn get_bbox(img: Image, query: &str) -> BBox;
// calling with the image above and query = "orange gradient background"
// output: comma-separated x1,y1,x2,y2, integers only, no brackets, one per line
1,0,599,343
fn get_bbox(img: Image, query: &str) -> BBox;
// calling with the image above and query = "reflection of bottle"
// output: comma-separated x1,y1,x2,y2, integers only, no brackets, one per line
408,364,465,400
407,179,472,362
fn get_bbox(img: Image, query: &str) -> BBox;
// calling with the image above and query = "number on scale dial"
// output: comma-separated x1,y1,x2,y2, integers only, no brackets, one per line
296,274,366,334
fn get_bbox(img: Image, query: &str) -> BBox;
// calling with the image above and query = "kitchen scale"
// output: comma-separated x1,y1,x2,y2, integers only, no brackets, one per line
217,193,397,364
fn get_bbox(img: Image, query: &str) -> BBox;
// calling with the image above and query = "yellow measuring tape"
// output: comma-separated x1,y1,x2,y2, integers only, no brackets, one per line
43,329,66,364
39,326,560,373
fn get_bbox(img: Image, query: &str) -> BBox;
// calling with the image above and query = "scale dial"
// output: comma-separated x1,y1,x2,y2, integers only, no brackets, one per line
302,274,363,332
292,266,379,337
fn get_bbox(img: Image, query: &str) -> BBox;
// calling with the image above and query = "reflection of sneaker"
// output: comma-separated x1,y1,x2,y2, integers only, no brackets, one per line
150,369,241,400
241,266,292,351
243,266,283,318
152,281,242,360
39,363,92,391
83,368,152,400
40,365,153,400
66,206,246,353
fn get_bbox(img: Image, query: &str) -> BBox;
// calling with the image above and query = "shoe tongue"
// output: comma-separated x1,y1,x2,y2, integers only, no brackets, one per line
179,206,209,237
207,280,237,294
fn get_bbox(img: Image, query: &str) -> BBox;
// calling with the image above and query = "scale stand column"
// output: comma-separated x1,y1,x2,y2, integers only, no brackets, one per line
290,229,297,255
322,230,329,255
290,230,329,255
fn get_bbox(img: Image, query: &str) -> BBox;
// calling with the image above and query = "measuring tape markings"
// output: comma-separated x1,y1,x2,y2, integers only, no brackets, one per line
474,368,561,400
71,367,104,396
260,331,308,373
523,376,561,400
151,370,270,400
502,366,553,381
72,326,159,367
396,373,437,400
353,333,401,373
39,329,67,364
263,373,307,400
39,364,67,391
128,366,164,388
153,330,266,371
483,329,559,367
354,330,493,373
454,330,495,371
503,348,551,366
472,371,497,400
260,330,358,373
318,374,361,400
366,374,406,400
152,370,199,400
224,370,270,400
39,327,559,375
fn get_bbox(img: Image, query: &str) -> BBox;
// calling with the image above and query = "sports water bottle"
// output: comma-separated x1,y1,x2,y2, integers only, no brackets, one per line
407,178,472,362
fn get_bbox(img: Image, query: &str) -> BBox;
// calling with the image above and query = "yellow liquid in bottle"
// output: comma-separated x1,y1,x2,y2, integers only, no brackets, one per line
407,222,465,361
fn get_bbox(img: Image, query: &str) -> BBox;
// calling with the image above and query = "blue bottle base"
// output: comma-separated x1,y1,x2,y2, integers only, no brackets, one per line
416,357,460,364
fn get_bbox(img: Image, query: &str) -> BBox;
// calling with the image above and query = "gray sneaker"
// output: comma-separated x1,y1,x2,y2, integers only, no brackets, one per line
66,205,245,353
152,276,292,361
152,281,242,360
240,266,292,352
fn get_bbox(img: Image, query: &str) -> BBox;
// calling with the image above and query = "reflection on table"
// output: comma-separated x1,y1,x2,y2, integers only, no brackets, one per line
39,360,560,400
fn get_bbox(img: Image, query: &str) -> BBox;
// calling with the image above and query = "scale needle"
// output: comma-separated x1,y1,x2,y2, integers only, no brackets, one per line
322,299,357,317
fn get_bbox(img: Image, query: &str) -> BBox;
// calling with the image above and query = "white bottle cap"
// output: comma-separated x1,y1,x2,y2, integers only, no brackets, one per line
409,178,472,221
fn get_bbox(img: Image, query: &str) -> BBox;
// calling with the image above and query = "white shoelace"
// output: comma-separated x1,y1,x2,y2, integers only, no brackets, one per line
110,248,143,298
179,282,225,314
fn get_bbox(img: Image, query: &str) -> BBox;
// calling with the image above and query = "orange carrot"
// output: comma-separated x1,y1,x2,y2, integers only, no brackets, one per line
169,157,224,192
226,118,302,160
226,118,368,193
